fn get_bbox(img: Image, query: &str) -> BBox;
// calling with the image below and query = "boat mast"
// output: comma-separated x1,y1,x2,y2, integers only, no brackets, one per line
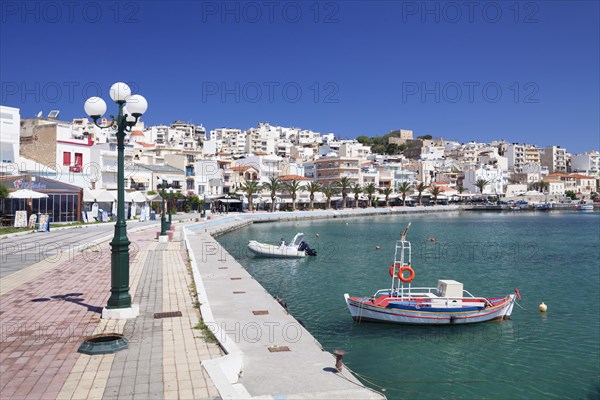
393,223,412,296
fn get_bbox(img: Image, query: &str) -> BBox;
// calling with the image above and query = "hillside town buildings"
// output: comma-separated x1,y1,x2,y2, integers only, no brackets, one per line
1,105,598,215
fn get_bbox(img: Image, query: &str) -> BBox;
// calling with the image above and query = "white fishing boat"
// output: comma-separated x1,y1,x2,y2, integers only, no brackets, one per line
248,233,317,258
576,202,594,211
344,223,517,325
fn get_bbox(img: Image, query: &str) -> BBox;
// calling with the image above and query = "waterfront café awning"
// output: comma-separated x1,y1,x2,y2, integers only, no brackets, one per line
0,174,83,223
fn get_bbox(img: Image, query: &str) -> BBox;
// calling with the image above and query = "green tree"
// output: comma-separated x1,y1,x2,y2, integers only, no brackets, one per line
397,182,411,206
417,135,433,140
430,186,444,205
372,196,380,208
457,186,465,194
305,181,322,210
351,183,363,208
338,176,353,209
263,176,282,212
475,179,489,195
0,183,8,200
283,180,303,211
536,180,549,193
186,194,202,211
364,183,377,207
321,184,338,209
415,182,427,206
379,187,394,206
565,190,577,200
240,180,261,212
0,183,7,215
356,136,371,145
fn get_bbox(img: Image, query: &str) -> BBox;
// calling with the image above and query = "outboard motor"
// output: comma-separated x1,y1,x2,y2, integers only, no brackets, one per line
298,241,317,256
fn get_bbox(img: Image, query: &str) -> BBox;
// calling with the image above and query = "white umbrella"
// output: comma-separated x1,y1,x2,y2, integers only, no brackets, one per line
8,189,48,199
131,191,148,203
90,189,115,202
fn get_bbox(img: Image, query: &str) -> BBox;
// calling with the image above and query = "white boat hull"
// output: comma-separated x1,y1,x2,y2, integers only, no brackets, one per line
247,241,306,258
344,294,516,325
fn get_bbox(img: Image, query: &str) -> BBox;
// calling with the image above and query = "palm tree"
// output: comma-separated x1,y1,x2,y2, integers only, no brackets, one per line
305,181,322,210
372,196,380,208
262,176,282,212
240,179,261,212
351,183,363,208
283,179,303,211
397,182,411,206
338,176,353,209
321,184,338,209
537,180,549,193
457,186,465,194
415,182,427,206
379,187,394,207
430,186,444,205
364,183,377,207
475,179,489,195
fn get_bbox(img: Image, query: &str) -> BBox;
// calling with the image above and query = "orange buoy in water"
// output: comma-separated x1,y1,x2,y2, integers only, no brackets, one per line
428,237,436,242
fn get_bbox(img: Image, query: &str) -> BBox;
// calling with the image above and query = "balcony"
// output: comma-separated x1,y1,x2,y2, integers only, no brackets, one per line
69,165,82,173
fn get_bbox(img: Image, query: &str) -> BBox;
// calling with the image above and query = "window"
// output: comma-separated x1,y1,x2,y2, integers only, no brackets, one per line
75,153,83,166
63,152,71,165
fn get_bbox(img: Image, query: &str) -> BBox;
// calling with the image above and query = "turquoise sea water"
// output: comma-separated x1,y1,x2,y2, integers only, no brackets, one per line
215,211,600,399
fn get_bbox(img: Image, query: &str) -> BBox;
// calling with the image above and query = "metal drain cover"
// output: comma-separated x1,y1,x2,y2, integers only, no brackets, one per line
154,311,182,319
268,346,290,352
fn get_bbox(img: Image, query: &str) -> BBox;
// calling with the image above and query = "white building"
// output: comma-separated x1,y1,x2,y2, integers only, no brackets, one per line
571,151,600,177
463,164,506,195
236,155,284,182
540,146,567,174
195,159,223,198
0,106,20,175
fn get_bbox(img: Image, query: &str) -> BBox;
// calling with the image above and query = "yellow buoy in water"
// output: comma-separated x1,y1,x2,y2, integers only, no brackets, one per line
539,302,547,312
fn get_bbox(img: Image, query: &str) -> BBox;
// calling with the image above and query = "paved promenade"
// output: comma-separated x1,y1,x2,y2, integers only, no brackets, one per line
185,215,388,399
0,222,221,399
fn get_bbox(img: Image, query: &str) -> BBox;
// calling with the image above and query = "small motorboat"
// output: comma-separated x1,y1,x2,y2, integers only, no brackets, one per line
576,202,594,211
344,223,517,325
535,202,552,211
248,233,317,258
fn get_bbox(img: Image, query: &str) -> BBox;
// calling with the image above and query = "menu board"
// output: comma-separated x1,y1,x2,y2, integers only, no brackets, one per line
14,211,27,228
38,214,50,232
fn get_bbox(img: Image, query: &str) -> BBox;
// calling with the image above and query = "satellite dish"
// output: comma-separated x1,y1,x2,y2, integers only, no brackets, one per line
36,111,43,118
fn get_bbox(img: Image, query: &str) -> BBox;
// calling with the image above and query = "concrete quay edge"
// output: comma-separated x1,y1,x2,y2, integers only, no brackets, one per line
182,207,462,399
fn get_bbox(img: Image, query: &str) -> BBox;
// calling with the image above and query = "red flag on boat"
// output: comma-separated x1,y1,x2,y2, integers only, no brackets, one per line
515,288,522,300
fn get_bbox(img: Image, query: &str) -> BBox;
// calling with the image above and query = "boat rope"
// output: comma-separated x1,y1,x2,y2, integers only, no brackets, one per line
514,299,534,314
332,361,388,399
345,362,599,386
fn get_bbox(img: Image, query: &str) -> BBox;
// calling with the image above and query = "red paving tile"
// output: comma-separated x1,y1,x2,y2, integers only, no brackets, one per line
0,229,156,400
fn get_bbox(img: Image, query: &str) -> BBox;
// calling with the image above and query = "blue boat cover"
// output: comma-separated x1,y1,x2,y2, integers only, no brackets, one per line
386,303,484,312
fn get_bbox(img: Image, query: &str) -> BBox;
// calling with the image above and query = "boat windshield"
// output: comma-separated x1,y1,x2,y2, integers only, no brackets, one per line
291,233,305,246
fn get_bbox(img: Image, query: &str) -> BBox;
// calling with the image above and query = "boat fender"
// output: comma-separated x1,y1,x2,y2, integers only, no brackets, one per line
388,263,401,277
398,265,415,283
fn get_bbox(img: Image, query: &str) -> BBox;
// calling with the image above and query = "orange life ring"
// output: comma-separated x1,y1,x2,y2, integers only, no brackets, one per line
398,265,415,283
388,263,401,277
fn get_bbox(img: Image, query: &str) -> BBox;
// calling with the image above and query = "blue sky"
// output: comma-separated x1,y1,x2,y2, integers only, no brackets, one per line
1,1,598,153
